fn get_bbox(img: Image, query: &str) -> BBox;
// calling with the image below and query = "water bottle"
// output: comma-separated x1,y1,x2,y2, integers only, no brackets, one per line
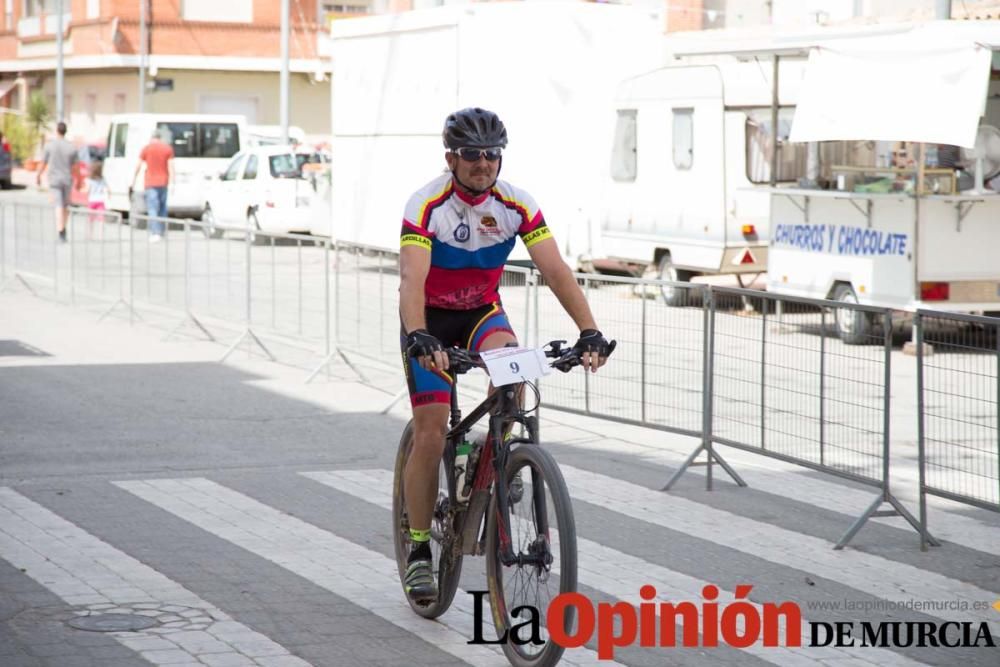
454,440,474,503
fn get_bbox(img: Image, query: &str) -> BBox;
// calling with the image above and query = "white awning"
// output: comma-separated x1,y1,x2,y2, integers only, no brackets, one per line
789,37,992,148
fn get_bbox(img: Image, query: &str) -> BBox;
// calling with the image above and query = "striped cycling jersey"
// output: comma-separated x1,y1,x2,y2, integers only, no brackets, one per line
400,173,552,310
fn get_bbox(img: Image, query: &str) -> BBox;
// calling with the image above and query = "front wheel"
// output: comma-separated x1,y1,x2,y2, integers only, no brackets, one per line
486,445,577,667
392,421,464,619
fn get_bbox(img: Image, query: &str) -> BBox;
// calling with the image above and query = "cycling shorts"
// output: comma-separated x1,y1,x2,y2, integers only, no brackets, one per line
401,302,516,408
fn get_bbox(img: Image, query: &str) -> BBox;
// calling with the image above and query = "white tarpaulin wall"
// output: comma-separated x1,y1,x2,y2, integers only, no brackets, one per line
789,38,992,148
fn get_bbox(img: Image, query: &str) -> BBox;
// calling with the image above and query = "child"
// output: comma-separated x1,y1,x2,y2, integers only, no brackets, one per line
84,159,109,237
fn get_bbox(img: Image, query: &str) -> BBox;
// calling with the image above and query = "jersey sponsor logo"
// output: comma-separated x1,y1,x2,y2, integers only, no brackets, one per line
479,215,501,236
521,225,552,248
401,233,432,250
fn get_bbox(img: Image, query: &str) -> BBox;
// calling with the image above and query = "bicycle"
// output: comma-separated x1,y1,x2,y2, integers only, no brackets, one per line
392,339,614,667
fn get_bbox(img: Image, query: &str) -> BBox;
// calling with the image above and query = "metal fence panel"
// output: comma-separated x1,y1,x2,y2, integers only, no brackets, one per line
710,287,889,486
1,201,59,297
534,271,705,436
918,311,999,514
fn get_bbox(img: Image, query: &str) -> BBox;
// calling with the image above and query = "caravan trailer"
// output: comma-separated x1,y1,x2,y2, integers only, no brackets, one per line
596,59,808,305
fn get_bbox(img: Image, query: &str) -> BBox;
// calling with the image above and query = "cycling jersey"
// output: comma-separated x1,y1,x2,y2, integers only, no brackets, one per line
400,173,552,310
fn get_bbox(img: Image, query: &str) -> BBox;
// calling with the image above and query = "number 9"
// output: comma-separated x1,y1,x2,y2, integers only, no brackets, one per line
509,361,520,373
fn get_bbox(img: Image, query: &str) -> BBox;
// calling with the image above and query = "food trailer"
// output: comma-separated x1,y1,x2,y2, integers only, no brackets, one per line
764,22,1000,343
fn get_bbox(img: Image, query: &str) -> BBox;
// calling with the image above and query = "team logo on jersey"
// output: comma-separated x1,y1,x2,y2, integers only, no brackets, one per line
479,216,501,235
455,222,471,242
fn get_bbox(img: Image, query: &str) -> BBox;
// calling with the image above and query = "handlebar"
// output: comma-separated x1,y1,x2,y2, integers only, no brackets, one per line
446,339,617,375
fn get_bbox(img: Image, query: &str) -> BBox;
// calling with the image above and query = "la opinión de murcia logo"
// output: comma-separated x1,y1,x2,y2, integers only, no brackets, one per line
467,586,997,660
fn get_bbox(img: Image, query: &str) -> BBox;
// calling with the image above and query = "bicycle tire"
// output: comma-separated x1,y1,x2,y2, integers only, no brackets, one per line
392,420,464,619
485,444,578,667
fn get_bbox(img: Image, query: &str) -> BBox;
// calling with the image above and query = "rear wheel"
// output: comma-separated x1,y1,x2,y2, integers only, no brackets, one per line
486,445,577,667
392,421,464,619
200,206,224,239
658,253,693,307
833,283,874,345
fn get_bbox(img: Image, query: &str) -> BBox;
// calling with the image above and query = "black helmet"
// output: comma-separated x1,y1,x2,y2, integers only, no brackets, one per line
442,107,508,150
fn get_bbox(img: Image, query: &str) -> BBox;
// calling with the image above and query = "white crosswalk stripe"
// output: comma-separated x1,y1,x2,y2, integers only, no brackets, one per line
539,422,1000,555
0,487,311,667
554,465,1000,634
303,469,933,667
115,478,624,667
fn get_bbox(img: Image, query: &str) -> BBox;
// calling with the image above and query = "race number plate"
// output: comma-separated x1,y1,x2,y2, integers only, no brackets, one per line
480,346,550,386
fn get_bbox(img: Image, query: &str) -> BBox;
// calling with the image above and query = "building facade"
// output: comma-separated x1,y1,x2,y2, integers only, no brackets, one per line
0,0,335,144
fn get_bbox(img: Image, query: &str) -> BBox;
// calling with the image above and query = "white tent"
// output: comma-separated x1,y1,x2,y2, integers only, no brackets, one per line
789,33,992,148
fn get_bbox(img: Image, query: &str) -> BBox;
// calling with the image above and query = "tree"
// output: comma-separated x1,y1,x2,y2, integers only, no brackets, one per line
26,91,51,157
2,113,34,162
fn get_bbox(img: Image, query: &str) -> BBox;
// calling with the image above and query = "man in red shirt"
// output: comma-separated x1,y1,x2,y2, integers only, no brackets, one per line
131,129,175,241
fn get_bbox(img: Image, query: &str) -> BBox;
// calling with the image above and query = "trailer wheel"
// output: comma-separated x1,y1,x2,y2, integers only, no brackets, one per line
833,284,873,345
658,254,693,308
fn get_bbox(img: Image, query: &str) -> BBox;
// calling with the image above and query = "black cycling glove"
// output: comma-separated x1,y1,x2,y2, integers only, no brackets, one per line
573,329,615,358
406,329,444,359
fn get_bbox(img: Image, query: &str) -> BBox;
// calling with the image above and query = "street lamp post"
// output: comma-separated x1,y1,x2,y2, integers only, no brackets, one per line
56,0,64,122
139,0,148,113
280,0,290,145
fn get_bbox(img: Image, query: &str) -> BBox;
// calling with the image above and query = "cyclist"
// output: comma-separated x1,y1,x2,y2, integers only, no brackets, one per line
399,107,613,603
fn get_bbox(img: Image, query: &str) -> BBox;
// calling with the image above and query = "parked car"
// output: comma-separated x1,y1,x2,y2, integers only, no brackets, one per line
201,145,321,238
0,134,12,189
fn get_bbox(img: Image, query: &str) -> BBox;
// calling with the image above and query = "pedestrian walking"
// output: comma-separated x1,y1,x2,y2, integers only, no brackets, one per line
36,122,77,243
131,128,175,242
83,159,109,238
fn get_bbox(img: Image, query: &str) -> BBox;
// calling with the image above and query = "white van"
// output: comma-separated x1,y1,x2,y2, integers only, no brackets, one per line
103,113,248,218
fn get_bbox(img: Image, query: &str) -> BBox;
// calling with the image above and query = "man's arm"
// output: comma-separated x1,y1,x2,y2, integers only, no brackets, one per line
399,245,448,371
36,147,49,185
528,237,597,331
527,237,607,371
168,154,175,188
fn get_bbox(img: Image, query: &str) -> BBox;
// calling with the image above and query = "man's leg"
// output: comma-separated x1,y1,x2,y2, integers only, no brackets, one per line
55,206,67,240
53,185,68,241
403,403,450,533
145,188,163,237
402,402,449,602
156,187,168,233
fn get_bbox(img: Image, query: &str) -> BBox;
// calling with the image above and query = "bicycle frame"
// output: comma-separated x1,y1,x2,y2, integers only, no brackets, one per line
443,380,547,566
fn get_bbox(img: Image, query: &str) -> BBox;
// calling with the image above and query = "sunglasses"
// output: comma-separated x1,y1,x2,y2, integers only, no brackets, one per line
453,147,503,162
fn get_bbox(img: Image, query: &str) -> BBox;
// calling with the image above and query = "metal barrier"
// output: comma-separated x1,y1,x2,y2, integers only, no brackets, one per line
534,271,707,438
688,287,933,549
66,207,126,308
0,200,60,297
917,310,1000,549
5,199,998,550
